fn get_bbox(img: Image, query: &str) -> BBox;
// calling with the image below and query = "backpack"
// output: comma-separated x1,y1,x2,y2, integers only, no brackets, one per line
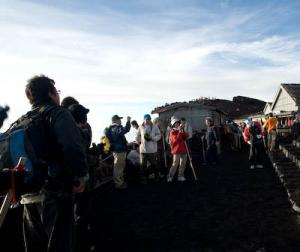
249,123,263,143
0,105,56,192
102,135,111,153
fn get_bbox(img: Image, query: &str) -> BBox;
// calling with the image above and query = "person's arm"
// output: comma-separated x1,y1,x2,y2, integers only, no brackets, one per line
51,108,88,190
136,126,141,144
151,125,161,142
243,128,251,144
122,117,131,134
177,131,189,142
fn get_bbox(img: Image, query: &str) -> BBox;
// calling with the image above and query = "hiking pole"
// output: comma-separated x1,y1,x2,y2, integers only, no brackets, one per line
161,130,168,169
201,136,207,164
0,190,12,229
0,157,26,229
184,141,198,181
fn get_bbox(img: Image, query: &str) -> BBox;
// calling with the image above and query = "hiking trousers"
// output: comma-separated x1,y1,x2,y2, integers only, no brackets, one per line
23,193,74,252
140,153,159,179
249,142,265,166
113,151,127,187
169,154,187,178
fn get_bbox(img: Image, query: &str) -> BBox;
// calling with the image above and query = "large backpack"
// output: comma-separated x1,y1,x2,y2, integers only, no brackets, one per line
0,105,56,192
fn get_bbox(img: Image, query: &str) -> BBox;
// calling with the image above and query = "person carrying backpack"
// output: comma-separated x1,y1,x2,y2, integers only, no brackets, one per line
105,115,131,189
20,75,88,252
243,118,265,169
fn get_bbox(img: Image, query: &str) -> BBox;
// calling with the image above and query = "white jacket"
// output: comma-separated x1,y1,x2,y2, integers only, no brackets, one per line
136,123,161,153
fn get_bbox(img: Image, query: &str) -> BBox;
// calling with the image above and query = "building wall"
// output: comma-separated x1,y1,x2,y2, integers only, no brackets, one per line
264,104,272,115
158,106,224,132
272,88,298,113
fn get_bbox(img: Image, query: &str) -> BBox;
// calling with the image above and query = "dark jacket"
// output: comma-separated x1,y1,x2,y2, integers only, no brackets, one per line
206,126,219,147
105,121,131,152
39,105,88,192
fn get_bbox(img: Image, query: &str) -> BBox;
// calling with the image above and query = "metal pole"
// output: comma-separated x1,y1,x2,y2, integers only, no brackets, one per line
0,190,12,229
161,130,168,169
184,141,198,181
201,136,207,164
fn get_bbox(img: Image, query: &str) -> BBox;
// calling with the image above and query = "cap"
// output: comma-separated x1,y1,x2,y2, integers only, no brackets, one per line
144,114,151,120
153,117,160,124
68,104,89,123
112,114,123,121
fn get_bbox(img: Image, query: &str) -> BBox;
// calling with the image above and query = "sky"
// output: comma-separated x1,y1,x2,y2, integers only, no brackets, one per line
1,0,300,142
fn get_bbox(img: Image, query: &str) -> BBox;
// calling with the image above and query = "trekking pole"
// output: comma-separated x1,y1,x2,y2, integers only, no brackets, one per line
0,157,26,229
0,190,12,229
161,130,168,169
201,136,207,164
184,141,198,181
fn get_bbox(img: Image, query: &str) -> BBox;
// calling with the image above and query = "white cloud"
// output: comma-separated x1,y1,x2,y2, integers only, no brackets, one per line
1,0,300,142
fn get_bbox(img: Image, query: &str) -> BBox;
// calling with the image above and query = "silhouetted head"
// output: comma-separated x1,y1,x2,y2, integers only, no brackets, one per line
25,75,60,106
61,96,79,108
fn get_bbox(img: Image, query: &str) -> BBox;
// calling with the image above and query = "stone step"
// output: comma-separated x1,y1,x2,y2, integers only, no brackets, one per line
269,148,300,213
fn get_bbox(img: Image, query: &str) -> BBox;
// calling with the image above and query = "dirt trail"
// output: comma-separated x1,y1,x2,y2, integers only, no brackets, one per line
90,151,300,252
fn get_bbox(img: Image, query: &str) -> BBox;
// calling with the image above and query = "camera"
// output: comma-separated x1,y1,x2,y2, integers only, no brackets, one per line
144,133,151,141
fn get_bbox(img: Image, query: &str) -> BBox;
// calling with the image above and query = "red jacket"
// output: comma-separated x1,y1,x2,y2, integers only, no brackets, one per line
169,129,189,154
243,121,265,143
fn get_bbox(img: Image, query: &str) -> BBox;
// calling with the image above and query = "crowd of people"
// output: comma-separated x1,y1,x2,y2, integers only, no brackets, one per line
0,74,295,252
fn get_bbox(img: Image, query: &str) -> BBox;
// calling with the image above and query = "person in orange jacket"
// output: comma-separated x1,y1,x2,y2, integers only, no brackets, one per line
263,113,278,151
167,117,189,182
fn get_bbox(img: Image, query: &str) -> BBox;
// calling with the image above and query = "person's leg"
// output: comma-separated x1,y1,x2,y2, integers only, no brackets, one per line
48,195,75,252
23,201,49,252
168,154,180,179
113,152,127,187
148,153,159,180
178,154,187,179
140,153,149,183
249,144,255,168
256,142,265,168
271,131,277,151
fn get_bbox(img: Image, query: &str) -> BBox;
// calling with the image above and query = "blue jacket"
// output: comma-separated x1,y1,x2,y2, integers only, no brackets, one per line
105,121,131,152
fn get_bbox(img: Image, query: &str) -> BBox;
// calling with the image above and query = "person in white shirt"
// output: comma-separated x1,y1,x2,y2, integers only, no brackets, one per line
136,114,161,184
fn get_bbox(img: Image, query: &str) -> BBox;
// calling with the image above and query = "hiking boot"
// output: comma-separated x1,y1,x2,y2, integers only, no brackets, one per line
178,176,186,182
167,175,172,183
159,172,165,178
250,165,255,169
115,182,128,190
140,177,148,185
256,164,263,168
148,173,155,179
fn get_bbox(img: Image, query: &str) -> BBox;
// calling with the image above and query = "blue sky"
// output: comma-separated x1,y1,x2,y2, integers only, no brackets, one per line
1,0,300,142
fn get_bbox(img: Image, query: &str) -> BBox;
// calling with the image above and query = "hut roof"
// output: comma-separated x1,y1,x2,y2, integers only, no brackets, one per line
152,96,265,118
281,84,300,104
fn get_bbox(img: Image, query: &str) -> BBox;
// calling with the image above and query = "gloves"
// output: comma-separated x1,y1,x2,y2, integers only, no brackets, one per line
247,140,252,145
144,133,151,141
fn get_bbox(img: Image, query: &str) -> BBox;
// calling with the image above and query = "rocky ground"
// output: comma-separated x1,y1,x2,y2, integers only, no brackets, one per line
2,148,300,252
89,149,300,252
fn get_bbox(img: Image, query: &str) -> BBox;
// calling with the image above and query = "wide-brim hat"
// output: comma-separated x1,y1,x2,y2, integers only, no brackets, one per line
171,117,180,127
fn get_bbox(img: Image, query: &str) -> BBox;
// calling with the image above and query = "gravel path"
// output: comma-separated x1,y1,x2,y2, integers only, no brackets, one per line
90,150,300,252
